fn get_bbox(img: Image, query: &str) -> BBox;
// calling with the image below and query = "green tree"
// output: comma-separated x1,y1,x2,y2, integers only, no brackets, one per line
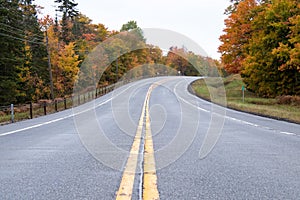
120,20,138,32
55,0,79,44
0,0,25,105
120,20,144,41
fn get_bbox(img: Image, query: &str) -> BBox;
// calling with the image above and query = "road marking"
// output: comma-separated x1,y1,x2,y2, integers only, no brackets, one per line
174,80,298,137
116,83,160,200
116,103,145,200
0,117,67,137
0,77,171,137
0,98,112,137
280,131,296,136
143,86,159,200
0,79,147,137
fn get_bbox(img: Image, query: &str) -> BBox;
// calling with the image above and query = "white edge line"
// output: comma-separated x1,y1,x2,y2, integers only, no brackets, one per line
0,78,166,137
1,78,297,137
0,98,112,137
280,131,296,136
174,79,297,137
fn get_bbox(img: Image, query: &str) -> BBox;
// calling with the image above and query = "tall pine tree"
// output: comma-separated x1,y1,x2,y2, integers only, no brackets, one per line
55,0,79,44
0,0,25,105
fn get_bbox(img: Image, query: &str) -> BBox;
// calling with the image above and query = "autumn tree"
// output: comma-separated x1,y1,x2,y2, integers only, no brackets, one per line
242,0,300,96
19,0,49,102
101,31,145,84
55,42,80,96
219,0,299,96
73,14,109,61
165,47,208,76
272,1,300,88
166,47,190,75
218,0,258,74
41,17,81,97
97,21,148,84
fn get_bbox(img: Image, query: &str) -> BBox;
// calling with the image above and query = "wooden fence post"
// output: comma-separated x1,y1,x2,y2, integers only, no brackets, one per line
30,102,33,119
64,98,67,109
55,100,58,112
43,102,47,115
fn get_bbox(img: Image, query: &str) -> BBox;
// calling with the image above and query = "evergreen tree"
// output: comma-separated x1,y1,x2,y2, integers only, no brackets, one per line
19,0,48,101
55,0,79,44
0,0,25,105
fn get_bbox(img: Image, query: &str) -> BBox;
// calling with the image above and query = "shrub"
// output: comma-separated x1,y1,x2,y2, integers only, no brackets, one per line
277,96,300,106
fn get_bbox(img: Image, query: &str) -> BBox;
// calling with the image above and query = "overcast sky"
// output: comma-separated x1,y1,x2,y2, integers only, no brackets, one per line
35,0,230,59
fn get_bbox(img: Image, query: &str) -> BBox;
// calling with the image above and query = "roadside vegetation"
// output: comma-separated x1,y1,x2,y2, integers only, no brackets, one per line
1,0,299,125
191,74,300,124
0,0,220,107
219,0,299,97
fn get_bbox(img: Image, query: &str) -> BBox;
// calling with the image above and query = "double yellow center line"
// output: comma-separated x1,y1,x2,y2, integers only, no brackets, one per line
116,83,160,200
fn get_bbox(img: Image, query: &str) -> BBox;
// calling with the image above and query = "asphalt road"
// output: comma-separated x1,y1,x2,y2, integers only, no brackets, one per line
0,76,299,199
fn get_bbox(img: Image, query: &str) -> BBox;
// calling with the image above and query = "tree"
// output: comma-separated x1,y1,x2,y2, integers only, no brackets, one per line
272,5,300,73
0,0,25,105
55,0,79,44
72,14,109,61
219,0,299,96
120,20,138,32
19,0,48,102
120,20,144,41
218,0,258,74
56,42,80,96
242,0,300,96
166,47,190,75
165,47,209,76
224,0,243,15
71,13,92,41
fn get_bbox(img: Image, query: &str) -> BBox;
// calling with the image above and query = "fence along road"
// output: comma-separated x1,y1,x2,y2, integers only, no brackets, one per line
0,76,300,199
0,83,118,125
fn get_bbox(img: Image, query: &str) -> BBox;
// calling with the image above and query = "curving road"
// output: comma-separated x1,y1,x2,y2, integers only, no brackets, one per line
0,77,299,199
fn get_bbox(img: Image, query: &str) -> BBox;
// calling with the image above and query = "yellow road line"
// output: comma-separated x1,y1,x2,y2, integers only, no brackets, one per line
116,81,166,200
116,102,146,200
143,86,159,200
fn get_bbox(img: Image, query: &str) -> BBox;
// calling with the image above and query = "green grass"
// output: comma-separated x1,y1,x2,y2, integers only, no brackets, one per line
191,74,300,124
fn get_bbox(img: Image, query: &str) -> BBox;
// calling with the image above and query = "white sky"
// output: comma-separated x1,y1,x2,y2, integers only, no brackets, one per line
35,0,230,59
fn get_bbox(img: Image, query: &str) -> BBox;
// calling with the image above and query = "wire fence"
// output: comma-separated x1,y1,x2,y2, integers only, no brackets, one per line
0,83,121,125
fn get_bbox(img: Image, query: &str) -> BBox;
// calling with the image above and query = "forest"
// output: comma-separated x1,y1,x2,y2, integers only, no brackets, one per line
1,0,299,106
0,0,221,106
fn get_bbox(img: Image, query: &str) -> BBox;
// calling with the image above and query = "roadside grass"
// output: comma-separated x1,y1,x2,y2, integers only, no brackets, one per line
191,74,300,124
0,112,29,124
